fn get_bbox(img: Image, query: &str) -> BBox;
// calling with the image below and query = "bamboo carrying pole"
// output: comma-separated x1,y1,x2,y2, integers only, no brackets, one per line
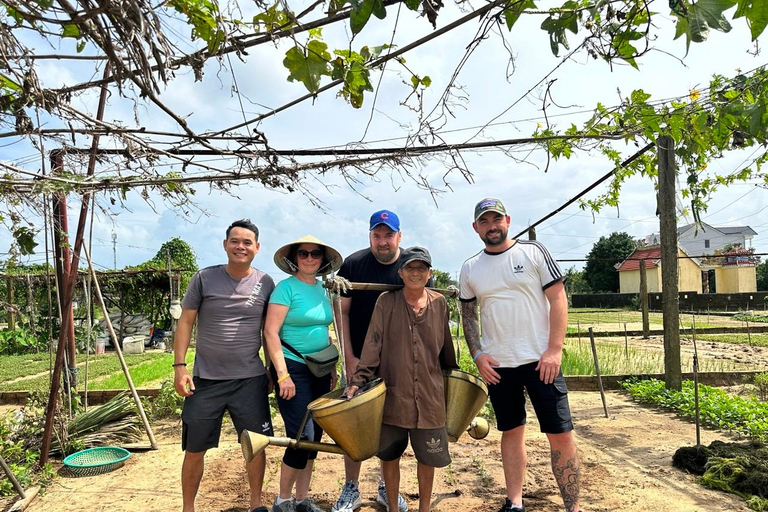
588,328,609,418
83,245,158,450
341,282,458,298
329,290,347,387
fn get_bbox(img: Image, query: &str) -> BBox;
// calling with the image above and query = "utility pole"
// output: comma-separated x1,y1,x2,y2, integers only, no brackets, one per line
111,231,117,269
657,135,682,391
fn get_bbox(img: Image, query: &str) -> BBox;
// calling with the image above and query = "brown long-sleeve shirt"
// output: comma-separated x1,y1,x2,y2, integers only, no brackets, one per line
351,288,459,429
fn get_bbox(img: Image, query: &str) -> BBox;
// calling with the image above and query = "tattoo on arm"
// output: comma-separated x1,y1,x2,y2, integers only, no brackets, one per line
460,300,482,355
551,449,580,512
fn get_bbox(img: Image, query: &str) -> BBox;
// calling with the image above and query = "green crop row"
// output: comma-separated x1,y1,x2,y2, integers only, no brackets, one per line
620,378,768,441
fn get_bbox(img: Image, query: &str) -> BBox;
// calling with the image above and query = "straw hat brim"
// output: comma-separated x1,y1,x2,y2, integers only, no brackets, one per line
273,235,343,276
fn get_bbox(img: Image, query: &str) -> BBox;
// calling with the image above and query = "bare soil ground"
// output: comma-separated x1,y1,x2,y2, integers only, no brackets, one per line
2,390,754,512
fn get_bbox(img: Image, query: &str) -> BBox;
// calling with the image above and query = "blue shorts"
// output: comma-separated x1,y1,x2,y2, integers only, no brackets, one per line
487,362,574,434
181,375,273,453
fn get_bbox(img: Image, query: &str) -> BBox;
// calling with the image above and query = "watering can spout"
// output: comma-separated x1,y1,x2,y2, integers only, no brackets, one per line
240,430,270,463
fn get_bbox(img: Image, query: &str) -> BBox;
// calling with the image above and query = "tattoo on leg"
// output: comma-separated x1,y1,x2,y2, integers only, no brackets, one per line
551,450,580,512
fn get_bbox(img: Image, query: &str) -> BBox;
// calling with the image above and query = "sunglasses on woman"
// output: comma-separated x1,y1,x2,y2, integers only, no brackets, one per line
297,249,323,259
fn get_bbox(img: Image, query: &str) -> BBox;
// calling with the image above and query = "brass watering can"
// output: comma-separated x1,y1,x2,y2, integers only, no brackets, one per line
241,379,387,463
443,369,490,442
241,370,490,463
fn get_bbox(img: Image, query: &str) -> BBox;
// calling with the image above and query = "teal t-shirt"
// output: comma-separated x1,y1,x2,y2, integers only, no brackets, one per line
269,276,333,364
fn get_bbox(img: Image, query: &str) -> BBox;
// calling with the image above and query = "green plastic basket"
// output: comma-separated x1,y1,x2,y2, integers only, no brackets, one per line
62,447,131,477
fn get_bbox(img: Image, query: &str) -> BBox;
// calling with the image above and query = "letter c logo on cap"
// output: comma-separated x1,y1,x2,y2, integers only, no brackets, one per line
381,212,389,220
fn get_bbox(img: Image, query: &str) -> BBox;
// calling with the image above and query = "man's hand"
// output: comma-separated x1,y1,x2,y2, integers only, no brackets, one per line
174,367,195,397
536,347,562,384
278,376,296,400
475,353,501,385
343,385,359,399
266,371,274,394
344,355,359,383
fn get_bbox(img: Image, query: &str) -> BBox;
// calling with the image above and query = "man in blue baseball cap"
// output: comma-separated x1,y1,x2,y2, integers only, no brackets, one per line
332,209,425,512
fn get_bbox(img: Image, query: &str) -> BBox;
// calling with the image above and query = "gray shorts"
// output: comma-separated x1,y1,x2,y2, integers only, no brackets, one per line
181,375,273,453
377,424,451,468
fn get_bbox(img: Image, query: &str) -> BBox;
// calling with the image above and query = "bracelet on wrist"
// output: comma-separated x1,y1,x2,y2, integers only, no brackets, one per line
172,362,187,367
277,373,291,384
472,351,485,362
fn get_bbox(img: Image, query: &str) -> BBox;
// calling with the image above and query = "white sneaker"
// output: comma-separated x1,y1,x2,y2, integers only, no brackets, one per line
332,481,362,512
376,480,407,512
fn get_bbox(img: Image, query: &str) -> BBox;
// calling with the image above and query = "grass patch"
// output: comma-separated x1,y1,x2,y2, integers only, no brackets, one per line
0,352,55,382
695,333,768,347
568,308,737,330
92,353,181,389
453,336,750,377
0,351,191,392
562,339,749,375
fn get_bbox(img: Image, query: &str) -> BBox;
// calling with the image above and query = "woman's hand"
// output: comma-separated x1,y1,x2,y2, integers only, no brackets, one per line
278,375,296,400
330,369,339,390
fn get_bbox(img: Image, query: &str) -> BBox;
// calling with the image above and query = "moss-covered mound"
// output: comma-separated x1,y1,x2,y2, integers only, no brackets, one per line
673,441,768,511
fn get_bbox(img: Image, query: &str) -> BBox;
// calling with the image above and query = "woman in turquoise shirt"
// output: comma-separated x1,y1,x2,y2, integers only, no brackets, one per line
264,235,343,512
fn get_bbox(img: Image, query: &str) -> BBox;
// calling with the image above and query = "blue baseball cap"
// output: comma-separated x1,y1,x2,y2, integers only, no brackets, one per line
369,210,400,232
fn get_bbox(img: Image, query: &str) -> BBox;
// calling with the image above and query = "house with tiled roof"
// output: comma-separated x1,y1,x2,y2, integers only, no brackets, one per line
616,245,703,293
646,222,757,256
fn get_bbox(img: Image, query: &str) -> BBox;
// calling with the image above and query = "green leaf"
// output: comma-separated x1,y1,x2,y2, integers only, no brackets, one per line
734,0,768,40
614,40,639,69
350,0,386,34
13,227,38,256
76,40,86,53
62,24,80,38
673,16,692,54
283,40,331,93
504,0,536,31
674,0,737,49
411,75,420,89
404,0,419,9
421,76,432,87
0,74,22,92
252,3,293,33
540,3,579,56
630,89,652,103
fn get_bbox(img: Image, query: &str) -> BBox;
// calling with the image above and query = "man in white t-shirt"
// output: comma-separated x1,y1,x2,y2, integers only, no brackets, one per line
459,198,582,512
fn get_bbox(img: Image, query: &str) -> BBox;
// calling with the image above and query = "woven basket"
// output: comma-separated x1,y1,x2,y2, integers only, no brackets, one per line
62,447,131,477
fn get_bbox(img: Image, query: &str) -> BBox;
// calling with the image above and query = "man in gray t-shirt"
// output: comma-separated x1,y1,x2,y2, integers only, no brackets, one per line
174,219,275,512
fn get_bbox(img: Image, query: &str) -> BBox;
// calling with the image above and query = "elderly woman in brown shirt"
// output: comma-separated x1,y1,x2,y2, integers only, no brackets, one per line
345,246,458,512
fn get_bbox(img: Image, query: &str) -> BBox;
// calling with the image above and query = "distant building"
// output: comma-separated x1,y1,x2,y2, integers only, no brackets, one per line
646,222,757,256
618,245,758,294
616,245,702,293
706,249,758,293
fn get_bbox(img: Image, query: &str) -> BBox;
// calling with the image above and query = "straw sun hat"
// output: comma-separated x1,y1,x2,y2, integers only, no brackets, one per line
273,235,343,276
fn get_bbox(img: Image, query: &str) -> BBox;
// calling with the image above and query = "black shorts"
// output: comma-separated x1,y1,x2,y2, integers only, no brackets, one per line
270,359,332,470
377,424,451,468
487,362,574,434
181,375,273,453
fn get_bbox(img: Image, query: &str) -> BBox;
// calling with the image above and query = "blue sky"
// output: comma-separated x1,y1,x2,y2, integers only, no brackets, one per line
2,2,767,282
